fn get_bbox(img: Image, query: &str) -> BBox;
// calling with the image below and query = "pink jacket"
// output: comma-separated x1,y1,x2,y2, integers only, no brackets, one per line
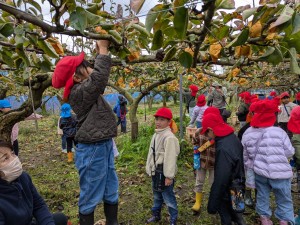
242,126,294,179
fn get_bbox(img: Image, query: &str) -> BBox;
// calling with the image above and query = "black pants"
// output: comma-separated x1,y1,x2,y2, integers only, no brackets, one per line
278,122,293,139
66,137,77,153
31,212,68,225
117,117,126,133
13,139,19,156
218,200,246,225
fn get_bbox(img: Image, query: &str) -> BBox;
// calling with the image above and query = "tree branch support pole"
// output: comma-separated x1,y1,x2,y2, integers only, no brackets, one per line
179,71,185,140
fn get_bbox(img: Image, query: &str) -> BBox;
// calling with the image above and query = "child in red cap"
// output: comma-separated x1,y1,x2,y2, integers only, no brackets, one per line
288,106,300,192
293,92,300,105
278,92,297,139
188,94,208,128
242,100,295,225
52,40,118,225
183,84,199,118
236,92,251,128
146,107,180,225
201,113,246,225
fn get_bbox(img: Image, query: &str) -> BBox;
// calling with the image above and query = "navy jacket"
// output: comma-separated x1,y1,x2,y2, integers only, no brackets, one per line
0,172,55,225
207,133,245,214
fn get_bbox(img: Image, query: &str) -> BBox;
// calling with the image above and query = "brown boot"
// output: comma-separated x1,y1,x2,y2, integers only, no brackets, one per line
67,152,73,163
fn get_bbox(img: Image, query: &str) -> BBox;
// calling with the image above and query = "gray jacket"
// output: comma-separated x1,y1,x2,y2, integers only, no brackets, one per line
69,54,117,143
207,87,227,109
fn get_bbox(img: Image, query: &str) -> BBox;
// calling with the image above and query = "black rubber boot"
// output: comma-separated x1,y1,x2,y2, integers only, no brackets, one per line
234,213,247,225
244,189,254,207
79,212,94,225
297,170,300,192
146,211,161,224
104,202,118,225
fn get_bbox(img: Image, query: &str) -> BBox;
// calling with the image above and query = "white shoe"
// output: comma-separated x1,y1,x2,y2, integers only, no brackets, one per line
62,149,67,154
71,148,75,153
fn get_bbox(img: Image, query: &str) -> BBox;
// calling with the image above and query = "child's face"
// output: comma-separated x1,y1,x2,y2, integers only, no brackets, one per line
0,147,15,178
155,117,171,129
281,96,290,104
0,108,11,113
205,128,216,139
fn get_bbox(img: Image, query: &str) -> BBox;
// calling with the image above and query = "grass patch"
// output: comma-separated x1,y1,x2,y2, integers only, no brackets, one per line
16,102,296,224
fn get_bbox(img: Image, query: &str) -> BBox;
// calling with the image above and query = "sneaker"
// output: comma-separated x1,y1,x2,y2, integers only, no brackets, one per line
71,148,75,153
62,149,67,154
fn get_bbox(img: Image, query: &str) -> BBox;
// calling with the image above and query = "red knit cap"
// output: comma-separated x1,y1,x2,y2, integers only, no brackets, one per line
296,92,300,101
201,113,234,136
196,95,206,107
250,100,279,127
280,92,290,99
52,52,85,100
189,84,199,97
269,91,277,97
288,106,300,134
154,107,173,119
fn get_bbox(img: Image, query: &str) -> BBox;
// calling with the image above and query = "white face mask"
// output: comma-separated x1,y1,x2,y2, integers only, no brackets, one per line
0,156,23,183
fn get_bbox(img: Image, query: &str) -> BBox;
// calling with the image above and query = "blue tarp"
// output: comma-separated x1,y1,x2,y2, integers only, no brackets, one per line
5,92,165,114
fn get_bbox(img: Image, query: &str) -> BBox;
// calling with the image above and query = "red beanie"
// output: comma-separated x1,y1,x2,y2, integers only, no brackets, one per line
189,84,199,97
154,107,173,119
288,106,300,134
280,92,290,99
269,91,277,97
52,52,85,100
296,92,300,101
203,106,221,117
250,100,279,127
201,113,234,137
196,95,206,107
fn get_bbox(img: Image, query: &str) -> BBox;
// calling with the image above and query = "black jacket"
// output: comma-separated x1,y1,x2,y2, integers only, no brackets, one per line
207,133,245,214
0,172,54,225
59,115,77,138
69,55,117,143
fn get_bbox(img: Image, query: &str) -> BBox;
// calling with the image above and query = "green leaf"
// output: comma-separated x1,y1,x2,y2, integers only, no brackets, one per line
174,7,188,40
16,46,30,67
85,9,101,26
131,23,150,37
289,47,300,74
0,50,14,67
242,8,257,20
163,27,176,37
258,46,283,65
292,13,300,35
37,40,59,58
145,4,165,32
163,46,177,62
226,29,249,48
0,23,13,37
269,6,294,30
174,0,187,7
27,0,42,13
151,30,163,51
215,25,230,40
69,7,88,33
215,0,235,10
179,51,193,68
39,61,52,72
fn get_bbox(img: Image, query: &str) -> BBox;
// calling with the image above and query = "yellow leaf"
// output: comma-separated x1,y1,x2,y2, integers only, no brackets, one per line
231,68,241,77
46,37,64,56
249,21,262,38
209,43,222,62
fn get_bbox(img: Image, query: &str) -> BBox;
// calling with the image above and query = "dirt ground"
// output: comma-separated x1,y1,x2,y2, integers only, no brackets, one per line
17,103,300,224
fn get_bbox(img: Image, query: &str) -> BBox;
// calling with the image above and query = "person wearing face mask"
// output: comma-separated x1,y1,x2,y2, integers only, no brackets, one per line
0,140,68,225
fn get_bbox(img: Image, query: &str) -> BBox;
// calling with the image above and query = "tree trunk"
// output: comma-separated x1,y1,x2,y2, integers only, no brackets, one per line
173,94,177,104
162,94,167,107
147,95,154,110
129,102,139,141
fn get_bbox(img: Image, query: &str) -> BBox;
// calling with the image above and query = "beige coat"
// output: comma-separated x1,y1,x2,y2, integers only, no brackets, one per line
146,127,180,179
278,102,297,123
